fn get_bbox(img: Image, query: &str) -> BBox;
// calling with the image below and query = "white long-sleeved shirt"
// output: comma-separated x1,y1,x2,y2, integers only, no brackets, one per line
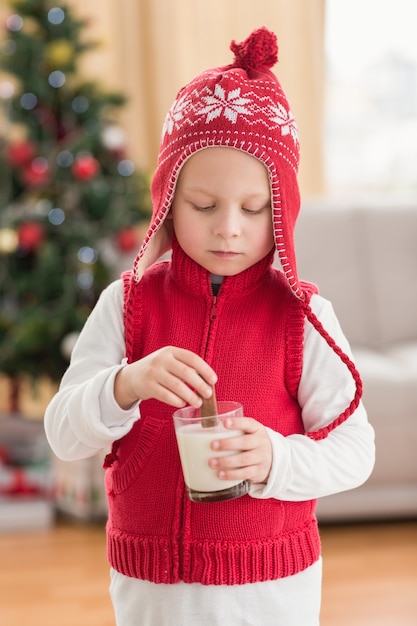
44,280,375,626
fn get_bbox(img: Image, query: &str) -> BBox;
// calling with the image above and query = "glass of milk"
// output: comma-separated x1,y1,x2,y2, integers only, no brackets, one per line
173,401,249,503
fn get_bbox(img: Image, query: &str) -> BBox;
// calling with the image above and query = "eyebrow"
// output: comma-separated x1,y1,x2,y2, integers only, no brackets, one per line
183,186,270,201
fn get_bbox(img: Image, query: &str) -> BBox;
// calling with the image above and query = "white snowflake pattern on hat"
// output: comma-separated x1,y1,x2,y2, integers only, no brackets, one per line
197,84,253,124
269,104,298,144
162,94,190,137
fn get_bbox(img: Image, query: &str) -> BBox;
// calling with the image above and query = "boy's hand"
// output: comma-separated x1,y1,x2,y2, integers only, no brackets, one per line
208,417,272,485
114,346,217,410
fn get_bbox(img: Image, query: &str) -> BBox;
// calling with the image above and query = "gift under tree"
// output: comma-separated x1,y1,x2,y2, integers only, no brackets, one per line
0,0,151,412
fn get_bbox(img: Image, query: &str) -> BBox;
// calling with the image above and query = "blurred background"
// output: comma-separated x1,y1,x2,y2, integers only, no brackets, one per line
0,1,416,625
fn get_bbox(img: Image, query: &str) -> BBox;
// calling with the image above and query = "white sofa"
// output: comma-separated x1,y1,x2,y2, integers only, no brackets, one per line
294,199,417,521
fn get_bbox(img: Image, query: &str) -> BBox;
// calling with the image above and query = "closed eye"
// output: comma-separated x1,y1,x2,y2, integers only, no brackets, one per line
242,205,270,215
192,203,215,212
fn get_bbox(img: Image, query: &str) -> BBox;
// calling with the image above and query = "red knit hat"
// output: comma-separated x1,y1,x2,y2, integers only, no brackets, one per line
132,27,363,436
134,27,302,297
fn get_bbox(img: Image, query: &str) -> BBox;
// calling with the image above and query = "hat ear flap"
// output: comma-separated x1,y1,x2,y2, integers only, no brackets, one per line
272,165,302,298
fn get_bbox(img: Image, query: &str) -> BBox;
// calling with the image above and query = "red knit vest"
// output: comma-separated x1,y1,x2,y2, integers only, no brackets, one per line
104,242,321,585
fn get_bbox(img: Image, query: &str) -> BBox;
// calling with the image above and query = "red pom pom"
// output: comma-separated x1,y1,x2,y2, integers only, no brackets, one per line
21,158,50,188
6,140,37,168
71,154,100,181
18,221,44,252
230,27,278,71
115,227,139,252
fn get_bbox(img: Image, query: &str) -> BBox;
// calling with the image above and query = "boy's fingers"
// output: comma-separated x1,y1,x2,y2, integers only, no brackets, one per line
173,347,218,386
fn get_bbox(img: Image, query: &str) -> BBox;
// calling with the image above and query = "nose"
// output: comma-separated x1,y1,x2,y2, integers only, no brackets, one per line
213,207,241,239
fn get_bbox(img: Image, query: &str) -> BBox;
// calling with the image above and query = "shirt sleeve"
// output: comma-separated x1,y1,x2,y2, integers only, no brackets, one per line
250,294,375,501
44,279,140,460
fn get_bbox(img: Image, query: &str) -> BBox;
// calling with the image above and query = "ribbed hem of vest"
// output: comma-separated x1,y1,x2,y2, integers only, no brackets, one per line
107,519,320,585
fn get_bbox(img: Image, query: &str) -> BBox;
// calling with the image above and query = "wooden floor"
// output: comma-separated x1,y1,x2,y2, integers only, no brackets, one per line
0,519,416,625
320,520,417,626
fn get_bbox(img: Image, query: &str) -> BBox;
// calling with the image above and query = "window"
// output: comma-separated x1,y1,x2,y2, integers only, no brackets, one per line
325,0,417,195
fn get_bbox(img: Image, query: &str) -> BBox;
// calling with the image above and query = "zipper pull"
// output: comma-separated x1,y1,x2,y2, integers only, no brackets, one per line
210,295,218,321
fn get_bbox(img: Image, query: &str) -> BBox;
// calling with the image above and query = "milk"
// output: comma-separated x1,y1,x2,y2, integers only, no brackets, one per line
175,422,243,492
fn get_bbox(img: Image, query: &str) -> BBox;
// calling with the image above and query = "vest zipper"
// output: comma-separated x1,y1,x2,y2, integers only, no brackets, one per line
179,292,219,579
201,293,219,364
210,295,218,321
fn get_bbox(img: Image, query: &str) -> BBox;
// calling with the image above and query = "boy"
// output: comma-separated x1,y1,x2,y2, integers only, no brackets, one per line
45,27,375,625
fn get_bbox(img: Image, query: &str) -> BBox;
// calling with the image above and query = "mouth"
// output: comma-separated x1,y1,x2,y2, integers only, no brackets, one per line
211,250,240,259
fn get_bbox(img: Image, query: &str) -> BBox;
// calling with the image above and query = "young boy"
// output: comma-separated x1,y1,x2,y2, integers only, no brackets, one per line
45,27,375,625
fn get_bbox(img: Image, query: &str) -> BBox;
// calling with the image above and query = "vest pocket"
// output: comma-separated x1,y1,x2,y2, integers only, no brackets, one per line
105,415,166,496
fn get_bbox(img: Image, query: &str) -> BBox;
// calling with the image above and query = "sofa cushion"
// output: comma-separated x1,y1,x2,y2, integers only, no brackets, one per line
295,201,417,349
363,207,417,346
295,204,374,346
354,342,417,484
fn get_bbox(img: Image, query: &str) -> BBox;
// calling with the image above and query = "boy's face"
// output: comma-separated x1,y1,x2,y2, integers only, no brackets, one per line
171,147,274,276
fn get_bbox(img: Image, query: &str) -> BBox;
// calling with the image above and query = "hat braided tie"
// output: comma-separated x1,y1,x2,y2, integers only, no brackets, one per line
302,302,363,441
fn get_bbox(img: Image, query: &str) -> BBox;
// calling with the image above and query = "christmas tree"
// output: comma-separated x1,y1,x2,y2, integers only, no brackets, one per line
0,0,151,410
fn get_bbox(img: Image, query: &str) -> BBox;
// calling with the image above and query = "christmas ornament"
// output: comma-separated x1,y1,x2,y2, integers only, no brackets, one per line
48,207,65,226
47,7,66,25
48,70,66,88
77,246,98,264
20,92,37,110
56,150,73,168
0,228,19,254
115,227,139,252
46,40,74,68
6,13,23,32
60,332,79,360
101,124,126,152
17,221,44,252
71,154,100,181
21,157,50,187
0,81,15,99
118,159,135,177
6,140,36,168
72,96,89,114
